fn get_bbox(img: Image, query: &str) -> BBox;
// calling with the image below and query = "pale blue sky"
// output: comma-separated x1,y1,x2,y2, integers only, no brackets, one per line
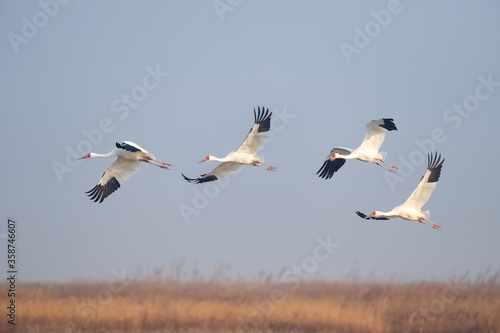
1,1,499,282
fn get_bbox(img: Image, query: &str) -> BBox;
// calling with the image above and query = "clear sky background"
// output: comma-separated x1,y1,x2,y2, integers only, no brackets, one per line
1,1,499,283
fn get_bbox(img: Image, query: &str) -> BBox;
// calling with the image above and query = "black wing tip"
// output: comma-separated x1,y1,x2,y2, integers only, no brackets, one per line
316,161,330,179
428,151,445,168
182,173,199,183
316,162,332,179
116,142,141,153
85,177,120,203
316,159,345,179
379,118,398,131
182,173,217,184
356,211,368,219
254,106,272,133
426,152,445,183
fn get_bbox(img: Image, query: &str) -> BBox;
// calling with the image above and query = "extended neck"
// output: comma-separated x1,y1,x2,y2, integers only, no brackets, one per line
91,151,116,158
376,210,397,219
209,155,230,162
342,154,357,160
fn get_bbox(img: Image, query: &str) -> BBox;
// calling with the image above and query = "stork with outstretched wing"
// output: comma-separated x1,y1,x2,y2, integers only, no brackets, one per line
317,118,398,179
356,152,445,230
78,141,170,203
182,106,276,184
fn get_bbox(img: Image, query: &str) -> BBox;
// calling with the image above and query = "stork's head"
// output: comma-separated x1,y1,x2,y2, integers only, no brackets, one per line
328,152,347,160
325,153,336,161
77,153,91,160
198,156,210,163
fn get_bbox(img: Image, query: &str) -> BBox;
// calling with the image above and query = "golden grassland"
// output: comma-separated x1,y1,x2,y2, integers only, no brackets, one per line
2,271,500,333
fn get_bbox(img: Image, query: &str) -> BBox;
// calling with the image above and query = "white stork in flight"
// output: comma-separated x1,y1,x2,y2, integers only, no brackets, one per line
356,152,445,230
182,106,276,184
317,118,398,179
78,141,171,203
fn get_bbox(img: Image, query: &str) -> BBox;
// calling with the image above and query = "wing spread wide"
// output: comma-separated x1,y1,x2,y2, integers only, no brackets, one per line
85,157,141,203
402,152,444,211
316,147,351,179
317,159,346,179
182,162,241,184
359,118,397,152
236,106,271,155
86,177,121,203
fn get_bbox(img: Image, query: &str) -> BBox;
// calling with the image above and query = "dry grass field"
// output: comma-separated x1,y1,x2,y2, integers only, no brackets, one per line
2,270,500,333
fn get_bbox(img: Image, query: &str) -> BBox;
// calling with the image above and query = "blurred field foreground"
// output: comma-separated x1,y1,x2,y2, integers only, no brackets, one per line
2,270,500,333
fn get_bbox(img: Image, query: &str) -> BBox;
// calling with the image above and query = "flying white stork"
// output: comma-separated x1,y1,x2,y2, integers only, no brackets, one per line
317,118,398,179
182,106,276,184
356,152,445,230
78,141,171,203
